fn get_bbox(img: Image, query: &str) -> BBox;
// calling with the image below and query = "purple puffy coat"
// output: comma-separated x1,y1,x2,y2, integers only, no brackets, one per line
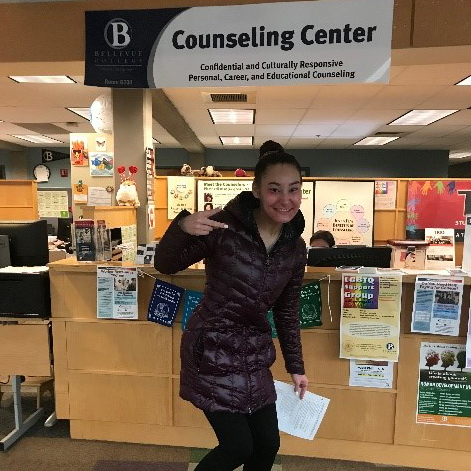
155,191,306,413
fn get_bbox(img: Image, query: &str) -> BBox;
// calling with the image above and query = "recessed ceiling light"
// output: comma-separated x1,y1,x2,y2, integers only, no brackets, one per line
389,110,458,126
11,134,63,144
67,107,91,120
152,138,161,144
9,76,76,84
456,75,471,86
449,151,471,159
209,109,255,125
354,136,399,146
220,136,253,146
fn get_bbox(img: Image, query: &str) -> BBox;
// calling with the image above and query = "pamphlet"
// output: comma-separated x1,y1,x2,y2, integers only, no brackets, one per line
349,359,393,388
411,276,464,336
274,380,330,440
75,219,96,261
97,266,138,319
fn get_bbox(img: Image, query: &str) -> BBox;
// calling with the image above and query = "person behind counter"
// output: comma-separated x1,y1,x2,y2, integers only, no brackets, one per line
310,230,335,248
155,151,308,471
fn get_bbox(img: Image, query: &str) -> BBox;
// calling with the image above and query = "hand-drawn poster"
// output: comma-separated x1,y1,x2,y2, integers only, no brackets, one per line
340,274,402,361
406,180,471,242
90,152,114,176
314,181,374,246
417,342,471,427
168,176,195,219
70,137,89,166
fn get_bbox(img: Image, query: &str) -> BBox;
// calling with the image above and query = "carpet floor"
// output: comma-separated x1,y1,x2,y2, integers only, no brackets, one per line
0,392,436,471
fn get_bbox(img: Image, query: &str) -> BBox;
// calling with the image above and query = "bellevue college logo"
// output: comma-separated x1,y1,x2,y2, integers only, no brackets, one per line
104,18,132,49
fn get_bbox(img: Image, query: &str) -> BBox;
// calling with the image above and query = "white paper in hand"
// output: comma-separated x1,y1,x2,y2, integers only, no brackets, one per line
274,380,330,440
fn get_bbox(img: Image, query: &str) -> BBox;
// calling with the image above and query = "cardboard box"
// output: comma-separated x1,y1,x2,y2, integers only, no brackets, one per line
387,240,428,269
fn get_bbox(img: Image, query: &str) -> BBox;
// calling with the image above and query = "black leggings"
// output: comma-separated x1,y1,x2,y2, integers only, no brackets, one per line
195,402,280,471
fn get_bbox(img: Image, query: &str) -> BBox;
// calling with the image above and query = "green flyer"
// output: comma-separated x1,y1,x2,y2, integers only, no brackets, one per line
299,281,323,328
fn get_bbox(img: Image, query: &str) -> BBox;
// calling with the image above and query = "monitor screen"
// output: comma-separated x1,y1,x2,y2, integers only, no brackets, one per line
57,217,73,243
307,246,392,268
0,220,49,266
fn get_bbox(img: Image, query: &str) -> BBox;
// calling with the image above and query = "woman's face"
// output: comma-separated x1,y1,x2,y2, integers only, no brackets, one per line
252,163,302,224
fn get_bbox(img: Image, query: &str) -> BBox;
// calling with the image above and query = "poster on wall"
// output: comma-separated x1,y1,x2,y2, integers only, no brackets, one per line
406,180,471,242
37,190,69,218
349,360,393,388
374,180,397,210
314,181,374,246
168,176,195,219
85,0,393,88
95,136,107,152
97,266,138,319
417,342,471,427
90,152,114,176
411,276,464,337
467,298,471,368
340,274,402,361
70,138,89,166
424,228,455,269
197,179,252,211
300,182,314,247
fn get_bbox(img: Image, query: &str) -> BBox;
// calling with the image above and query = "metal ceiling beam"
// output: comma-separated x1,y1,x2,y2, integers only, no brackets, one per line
151,89,205,155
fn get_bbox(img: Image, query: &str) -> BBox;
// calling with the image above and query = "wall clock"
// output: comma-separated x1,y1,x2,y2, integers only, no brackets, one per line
33,163,51,182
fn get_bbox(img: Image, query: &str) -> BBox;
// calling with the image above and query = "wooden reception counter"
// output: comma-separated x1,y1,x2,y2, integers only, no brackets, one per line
48,259,471,471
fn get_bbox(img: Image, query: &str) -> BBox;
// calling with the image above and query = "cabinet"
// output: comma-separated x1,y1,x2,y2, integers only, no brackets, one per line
0,180,38,220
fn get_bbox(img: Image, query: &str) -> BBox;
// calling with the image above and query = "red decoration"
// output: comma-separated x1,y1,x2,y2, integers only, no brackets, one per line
117,166,126,174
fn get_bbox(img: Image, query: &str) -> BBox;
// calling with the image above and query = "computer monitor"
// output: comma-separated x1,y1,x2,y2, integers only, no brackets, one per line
57,217,73,243
307,246,392,268
0,220,48,266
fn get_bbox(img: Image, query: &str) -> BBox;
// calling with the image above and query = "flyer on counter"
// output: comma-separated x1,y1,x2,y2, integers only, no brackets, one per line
425,228,455,269
349,360,394,389
340,274,402,361
97,266,138,319
274,380,330,440
417,342,471,427
411,276,464,337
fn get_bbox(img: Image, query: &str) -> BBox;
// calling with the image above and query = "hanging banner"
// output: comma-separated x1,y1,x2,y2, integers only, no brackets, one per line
411,276,464,337
97,266,138,319
197,180,252,211
374,180,397,210
167,176,195,219
417,342,471,427
340,274,402,361
42,148,69,163
406,180,471,242
314,180,375,246
181,290,203,331
299,281,322,328
85,0,393,88
147,279,185,326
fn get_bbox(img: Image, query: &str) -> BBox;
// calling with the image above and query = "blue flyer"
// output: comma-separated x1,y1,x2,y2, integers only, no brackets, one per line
147,279,185,326
181,290,203,331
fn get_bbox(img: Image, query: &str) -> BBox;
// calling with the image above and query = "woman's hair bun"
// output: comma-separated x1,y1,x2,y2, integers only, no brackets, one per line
259,140,284,159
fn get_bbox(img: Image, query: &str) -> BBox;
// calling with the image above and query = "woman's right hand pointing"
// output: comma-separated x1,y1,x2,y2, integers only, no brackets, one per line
179,207,228,236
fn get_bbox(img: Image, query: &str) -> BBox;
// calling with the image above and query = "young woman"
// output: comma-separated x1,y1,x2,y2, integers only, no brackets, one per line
155,152,309,471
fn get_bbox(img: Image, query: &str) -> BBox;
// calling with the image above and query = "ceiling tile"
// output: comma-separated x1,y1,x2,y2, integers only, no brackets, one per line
255,124,296,137
300,108,354,125
256,108,305,125
292,124,338,138
363,85,446,109
329,123,380,138
391,64,471,86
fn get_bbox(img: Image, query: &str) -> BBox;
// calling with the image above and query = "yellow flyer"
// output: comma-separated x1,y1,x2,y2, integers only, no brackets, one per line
340,274,402,361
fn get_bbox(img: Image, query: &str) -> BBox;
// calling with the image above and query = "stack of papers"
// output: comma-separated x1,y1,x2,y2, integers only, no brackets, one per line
0,266,48,273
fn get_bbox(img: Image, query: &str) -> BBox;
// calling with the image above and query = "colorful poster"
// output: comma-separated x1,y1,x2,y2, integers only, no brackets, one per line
411,276,464,337
70,138,88,166
299,281,322,328
374,180,397,210
300,181,314,247
314,181,374,246
340,274,402,361
168,176,195,219
90,152,114,176
406,180,471,242
85,0,393,88
37,190,69,218
147,279,185,326
417,342,471,427
425,228,455,269
181,290,203,331
349,360,393,388
197,179,252,211
97,266,138,319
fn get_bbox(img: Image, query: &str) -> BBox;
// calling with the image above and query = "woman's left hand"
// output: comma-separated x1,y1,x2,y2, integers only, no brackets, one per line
291,373,309,399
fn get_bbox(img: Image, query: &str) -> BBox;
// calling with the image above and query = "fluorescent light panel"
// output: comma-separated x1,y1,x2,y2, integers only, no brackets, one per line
449,151,471,159
209,109,255,124
67,107,91,120
9,75,75,84
11,134,63,144
456,75,471,86
220,136,253,146
354,136,399,146
389,110,458,126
